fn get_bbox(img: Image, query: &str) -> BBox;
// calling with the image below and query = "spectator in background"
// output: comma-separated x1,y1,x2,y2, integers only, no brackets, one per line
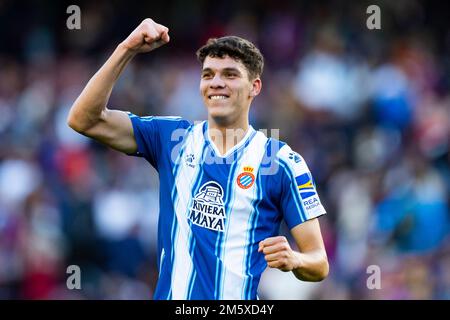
0,0,448,299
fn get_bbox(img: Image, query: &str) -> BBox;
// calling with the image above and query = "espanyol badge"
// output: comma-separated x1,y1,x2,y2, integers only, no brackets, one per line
236,166,255,189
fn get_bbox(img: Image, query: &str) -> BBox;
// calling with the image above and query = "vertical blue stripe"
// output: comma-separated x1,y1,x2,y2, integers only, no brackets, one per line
186,236,197,298
186,141,209,299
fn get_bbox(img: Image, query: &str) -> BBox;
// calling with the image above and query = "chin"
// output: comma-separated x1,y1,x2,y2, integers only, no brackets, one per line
207,105,231,118
209,112,229,123
208,110,233,125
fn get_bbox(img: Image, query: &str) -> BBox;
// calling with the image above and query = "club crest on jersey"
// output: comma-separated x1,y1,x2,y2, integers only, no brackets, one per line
237,166,255,189
188,181,226,232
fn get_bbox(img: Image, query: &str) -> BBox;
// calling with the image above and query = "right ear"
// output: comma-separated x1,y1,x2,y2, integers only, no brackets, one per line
250,78,262,97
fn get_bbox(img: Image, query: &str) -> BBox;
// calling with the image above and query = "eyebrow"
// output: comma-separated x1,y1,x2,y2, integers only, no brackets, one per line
201,67,242,75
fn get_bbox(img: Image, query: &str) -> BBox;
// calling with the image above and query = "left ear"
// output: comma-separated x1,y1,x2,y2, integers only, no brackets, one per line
250,78,262,98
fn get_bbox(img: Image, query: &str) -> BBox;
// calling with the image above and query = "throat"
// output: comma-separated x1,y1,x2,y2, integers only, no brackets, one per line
207,123,250,157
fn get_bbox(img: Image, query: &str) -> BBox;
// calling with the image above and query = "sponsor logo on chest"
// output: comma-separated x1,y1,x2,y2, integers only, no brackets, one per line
188,181,226,232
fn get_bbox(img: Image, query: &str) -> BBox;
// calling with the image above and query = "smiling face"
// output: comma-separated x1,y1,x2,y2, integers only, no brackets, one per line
200,55,261,126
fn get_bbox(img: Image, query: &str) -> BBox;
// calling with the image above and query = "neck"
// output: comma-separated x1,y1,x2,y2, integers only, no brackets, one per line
207,116,250,156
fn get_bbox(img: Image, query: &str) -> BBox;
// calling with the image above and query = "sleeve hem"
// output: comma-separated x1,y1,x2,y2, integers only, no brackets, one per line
288,210,327,230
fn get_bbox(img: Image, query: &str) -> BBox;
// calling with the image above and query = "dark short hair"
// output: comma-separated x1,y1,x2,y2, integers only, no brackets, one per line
196,36,264,80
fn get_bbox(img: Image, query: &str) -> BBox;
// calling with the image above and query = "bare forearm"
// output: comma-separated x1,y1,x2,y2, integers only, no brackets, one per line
67,43,136,132
292,249,329,282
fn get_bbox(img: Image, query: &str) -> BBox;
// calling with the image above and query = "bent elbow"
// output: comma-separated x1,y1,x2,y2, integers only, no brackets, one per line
312,253,329,282
294,254,330,282
67,114,77,130
316,259,329,281
67,114,84,133
305,256,329,282
67,107,92,134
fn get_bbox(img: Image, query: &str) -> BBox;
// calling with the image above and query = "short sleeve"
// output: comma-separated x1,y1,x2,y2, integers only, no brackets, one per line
276,145,326,230
127,113,191,168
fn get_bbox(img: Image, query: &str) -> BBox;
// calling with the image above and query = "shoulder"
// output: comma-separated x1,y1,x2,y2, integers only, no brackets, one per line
128,113,193,136
264,138,309,179
128,113,191,127
275,141,304,166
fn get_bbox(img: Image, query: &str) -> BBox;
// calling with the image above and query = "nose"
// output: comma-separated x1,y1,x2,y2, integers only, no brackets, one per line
209,74,225,88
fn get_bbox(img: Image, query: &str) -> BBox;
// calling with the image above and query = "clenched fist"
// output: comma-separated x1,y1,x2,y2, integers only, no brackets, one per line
121,18,170,54
258,236,300,272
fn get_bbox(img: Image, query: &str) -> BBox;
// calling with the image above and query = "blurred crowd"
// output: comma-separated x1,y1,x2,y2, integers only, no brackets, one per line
0,0,449,299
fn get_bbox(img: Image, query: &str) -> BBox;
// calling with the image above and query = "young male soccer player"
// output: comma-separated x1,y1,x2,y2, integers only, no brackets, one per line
67,18,329,299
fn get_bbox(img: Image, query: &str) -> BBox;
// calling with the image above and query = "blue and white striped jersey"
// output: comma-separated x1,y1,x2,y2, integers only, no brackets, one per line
128,113,326,300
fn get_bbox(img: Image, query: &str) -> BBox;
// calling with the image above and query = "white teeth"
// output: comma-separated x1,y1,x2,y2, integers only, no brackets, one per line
210,95,228,100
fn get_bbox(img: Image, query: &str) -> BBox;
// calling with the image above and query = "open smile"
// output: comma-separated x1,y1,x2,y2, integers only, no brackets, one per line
208,94,230,100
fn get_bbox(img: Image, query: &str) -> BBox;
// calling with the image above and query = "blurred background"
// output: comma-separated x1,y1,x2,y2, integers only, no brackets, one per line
0,0,449,299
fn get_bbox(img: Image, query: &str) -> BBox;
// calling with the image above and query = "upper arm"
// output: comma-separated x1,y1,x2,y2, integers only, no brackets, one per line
290,218,326,254
77,108,138,154
276,145,326,229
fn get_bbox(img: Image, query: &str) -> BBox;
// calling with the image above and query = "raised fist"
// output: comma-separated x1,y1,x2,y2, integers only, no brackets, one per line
121,18,170,54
